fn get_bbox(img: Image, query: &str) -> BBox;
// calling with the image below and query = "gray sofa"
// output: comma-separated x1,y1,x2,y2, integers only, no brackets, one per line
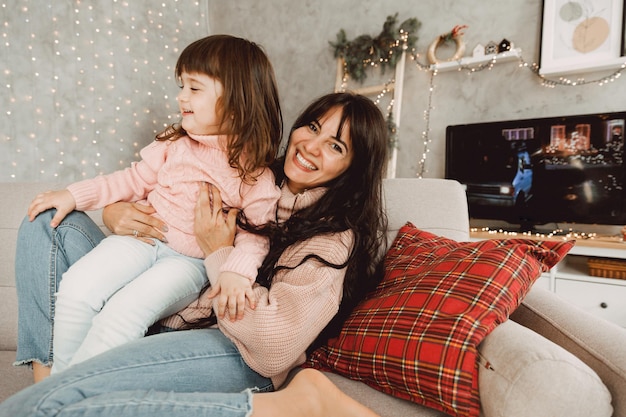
1,179,625,416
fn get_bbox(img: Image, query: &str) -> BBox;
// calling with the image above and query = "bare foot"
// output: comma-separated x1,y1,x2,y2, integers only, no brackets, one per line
253,368,380,417
32,362,51,383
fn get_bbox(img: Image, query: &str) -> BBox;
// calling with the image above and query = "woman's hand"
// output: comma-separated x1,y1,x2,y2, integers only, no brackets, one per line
195,182,253,320
102,201,168,245
194,182,238,256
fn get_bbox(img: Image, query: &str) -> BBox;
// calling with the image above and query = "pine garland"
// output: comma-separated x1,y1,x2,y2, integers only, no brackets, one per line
330,13,420,83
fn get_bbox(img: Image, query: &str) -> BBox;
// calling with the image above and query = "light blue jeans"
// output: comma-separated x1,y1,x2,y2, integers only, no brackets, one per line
52,234,206,373
2,329,271,416
8,210,272,417
15,210,106,368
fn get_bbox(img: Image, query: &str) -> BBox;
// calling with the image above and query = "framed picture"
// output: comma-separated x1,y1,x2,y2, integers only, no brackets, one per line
539,0,626,76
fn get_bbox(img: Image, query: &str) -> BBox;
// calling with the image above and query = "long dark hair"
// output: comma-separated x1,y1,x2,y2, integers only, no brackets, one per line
156,34,282,184
183,93,389,348
260,92,389,349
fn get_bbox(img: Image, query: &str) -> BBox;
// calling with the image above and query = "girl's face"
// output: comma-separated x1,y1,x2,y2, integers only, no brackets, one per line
284,106,354,194
177,71,224,136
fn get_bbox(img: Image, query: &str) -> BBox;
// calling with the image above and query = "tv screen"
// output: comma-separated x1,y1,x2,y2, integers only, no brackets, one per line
445,111,626,231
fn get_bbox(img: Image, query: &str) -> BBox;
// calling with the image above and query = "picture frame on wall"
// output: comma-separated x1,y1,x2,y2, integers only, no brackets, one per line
539,0,626,76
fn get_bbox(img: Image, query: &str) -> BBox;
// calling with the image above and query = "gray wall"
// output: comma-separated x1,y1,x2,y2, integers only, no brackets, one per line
1,1,211,182
2,0,625,182
209,0,626,179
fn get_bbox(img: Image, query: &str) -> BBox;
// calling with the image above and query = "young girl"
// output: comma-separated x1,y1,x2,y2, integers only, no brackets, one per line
26,34,283,373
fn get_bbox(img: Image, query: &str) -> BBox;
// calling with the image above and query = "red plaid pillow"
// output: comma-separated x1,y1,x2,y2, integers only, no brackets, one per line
306,222,574,417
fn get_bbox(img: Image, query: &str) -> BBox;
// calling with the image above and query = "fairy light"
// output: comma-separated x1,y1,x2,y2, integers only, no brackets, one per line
1,0,210,181
470,225,611,242
5,7,625,182
334,24,625,179
405,47,626,178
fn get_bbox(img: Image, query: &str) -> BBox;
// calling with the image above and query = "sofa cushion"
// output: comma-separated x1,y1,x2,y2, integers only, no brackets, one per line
0,351,33,403
306,222,574,417
478,319,613,417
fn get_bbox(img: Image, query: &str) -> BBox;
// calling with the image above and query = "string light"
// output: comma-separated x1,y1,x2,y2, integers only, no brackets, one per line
335,22,626,179
5,7,625,182
1,1,210,181
414,69,436,178
470,226,611,242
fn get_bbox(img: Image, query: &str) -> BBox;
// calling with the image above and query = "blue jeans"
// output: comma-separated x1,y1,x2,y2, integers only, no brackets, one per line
9,210,272,416
1,329,272,416
15,210,106,367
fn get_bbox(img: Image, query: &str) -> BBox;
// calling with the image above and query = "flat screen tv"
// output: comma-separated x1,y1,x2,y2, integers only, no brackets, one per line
445,111,626,232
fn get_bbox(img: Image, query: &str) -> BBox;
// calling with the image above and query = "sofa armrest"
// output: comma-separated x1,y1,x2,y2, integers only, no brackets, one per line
511,286,626,416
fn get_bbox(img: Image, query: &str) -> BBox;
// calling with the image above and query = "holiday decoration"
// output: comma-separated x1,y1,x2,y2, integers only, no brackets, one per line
331,13,420,179
427,25,468,64
472,44,486,58
0,1,210,182
330,17,626,180
485,41,499,55
330,14,420,83
498,38,512,52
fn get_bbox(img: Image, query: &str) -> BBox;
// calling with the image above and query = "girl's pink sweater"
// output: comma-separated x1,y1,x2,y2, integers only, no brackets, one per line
66,133,281,281
161,186,354,388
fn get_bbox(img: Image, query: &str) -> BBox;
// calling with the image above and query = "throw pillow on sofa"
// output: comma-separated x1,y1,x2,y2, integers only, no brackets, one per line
306,222,574,417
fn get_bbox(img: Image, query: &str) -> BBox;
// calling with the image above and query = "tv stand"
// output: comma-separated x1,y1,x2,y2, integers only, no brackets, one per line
470,229,626,328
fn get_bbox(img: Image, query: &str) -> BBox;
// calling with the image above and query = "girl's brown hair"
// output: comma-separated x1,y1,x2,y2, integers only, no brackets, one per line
157,35,283,183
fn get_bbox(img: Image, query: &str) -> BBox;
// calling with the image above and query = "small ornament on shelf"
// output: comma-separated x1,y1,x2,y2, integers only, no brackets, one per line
427,24,468,64
498,38,512,53
484,41,498,55
472,43,485,58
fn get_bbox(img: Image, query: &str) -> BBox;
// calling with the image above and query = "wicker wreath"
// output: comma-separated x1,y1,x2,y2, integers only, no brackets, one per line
427,25,467,65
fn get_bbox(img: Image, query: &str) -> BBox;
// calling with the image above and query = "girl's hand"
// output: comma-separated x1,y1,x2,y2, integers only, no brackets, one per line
194,182,238,255
102,201,168,245
206,271,257,320
28,189,77,228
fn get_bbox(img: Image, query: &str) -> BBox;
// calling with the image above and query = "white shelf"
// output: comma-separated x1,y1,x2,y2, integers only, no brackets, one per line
555,256,626,285
568,241,626,259
554,255,588,277
430,48,522,72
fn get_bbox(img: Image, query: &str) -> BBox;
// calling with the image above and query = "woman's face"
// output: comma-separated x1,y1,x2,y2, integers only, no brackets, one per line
177,71,224,135
284,106,354,194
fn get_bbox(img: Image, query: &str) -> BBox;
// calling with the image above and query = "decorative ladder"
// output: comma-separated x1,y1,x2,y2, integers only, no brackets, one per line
333,45,407,179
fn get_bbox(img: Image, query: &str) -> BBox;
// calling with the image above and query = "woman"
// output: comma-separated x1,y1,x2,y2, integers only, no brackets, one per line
3,92,388,417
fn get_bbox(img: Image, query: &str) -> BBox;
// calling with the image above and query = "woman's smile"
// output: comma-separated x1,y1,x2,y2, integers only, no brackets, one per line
295,151,317,171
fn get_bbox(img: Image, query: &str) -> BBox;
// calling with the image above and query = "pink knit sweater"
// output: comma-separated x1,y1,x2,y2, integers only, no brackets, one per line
161,185,354,388
66,133,281,281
